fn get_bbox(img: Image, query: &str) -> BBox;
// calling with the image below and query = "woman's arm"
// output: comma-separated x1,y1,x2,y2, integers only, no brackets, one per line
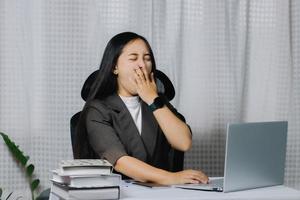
114,155,208,185
85,100,207,185
151,105,192,151
132,68,192,151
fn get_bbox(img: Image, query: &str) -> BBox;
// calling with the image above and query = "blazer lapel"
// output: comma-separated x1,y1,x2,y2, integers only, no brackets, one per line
104,94,148,161
141,102,158,158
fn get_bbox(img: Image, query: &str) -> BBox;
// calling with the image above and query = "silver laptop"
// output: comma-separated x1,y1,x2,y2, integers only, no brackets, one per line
175,121,288,192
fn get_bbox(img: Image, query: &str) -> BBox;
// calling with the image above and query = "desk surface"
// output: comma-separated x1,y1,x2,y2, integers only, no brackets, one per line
120,181,300,200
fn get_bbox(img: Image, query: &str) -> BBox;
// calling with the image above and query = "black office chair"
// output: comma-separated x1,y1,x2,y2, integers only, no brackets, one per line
70,69,184,172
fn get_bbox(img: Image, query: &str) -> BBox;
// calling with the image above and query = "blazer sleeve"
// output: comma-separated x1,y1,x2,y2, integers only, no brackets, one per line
85,103,128,166
163,96,193,135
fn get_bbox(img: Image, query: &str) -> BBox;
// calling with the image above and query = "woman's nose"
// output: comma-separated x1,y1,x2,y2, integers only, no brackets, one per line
138,59,146,68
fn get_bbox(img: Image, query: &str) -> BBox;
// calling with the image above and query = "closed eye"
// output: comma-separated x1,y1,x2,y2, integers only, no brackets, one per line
129,57,137,61
144,55,151,61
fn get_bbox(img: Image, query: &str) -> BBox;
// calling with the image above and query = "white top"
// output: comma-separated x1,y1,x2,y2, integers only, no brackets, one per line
119,95,142,135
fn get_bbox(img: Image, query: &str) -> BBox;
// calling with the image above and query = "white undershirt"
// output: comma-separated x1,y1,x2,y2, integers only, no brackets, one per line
119,95,142,135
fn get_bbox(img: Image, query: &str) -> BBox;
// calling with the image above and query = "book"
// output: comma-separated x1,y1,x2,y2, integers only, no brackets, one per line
51,170,121,188
50,182,120,200
59,159,112,176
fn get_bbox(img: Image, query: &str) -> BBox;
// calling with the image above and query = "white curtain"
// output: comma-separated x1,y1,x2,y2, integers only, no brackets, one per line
0,0,299,192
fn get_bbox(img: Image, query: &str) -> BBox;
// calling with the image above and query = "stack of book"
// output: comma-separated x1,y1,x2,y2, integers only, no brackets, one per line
49,159,121,200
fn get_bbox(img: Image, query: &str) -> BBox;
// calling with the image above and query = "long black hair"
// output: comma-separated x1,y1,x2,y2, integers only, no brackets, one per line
88,32,157,100
74,32,157,158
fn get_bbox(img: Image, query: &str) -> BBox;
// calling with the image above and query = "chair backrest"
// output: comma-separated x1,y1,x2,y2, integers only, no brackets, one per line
70,69,184,171
70,111,81,155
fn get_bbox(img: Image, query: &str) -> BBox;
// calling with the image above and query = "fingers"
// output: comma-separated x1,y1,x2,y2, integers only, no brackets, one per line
197,171,209,184
134,68,155,84
140,67,150,82
181,170,209,184
184,178,201,184
150,72,155,82
134,68,146,83
133,70,143,85
189,171,208,184
131,68,158,103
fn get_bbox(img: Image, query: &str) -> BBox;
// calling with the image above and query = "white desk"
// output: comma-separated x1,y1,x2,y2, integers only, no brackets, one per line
120,181,300,200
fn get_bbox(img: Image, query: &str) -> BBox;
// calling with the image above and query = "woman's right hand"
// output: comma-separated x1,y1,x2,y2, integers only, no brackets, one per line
115,156,209,186
163,169,209,185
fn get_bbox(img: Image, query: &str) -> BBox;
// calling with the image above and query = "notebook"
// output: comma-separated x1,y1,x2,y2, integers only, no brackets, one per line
174,121,288,193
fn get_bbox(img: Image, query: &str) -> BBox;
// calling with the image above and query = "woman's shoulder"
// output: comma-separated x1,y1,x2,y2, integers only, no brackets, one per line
86,94,120,113
87,98,105,106
86,98,110,111
84,98,113,121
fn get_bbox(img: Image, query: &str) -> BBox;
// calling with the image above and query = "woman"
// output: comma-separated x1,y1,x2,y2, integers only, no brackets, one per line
75,32,208,185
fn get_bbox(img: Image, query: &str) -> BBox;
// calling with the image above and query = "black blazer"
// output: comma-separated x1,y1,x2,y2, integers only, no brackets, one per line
81,93,187,172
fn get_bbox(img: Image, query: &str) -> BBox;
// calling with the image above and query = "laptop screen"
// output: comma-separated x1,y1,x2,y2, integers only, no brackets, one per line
223,121,288,192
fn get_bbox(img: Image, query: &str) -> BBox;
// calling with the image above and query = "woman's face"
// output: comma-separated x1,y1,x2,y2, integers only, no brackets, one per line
115,39,153,96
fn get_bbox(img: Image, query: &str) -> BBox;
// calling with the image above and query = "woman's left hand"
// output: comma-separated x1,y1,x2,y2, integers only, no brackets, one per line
130,67,158,104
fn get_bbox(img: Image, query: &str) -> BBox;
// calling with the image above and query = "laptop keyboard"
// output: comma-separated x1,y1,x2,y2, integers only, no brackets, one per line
173,177,224,192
